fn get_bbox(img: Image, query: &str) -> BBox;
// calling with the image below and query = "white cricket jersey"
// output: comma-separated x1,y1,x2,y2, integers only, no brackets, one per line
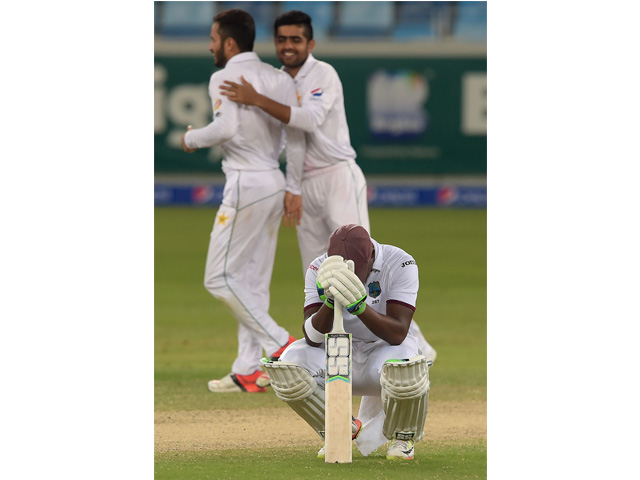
304,240,419,343
185,52,305,192
287,54,357,172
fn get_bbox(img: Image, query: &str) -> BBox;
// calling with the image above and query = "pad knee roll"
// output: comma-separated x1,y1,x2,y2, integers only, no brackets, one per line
263,361,326,438
380,355,432,442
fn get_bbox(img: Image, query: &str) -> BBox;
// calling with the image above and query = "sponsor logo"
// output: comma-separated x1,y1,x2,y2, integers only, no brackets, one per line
401,260,416,268
192,185,214,205
368,281,381,298
437,187,459,206
309,264,318,271
311,87,323,97
367,70,429,139
214,99,222,110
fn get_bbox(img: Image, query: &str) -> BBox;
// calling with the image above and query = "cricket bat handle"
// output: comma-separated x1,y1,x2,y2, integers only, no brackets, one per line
332,303,344,333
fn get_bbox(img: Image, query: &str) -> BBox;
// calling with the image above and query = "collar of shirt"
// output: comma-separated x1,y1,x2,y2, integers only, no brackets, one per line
282,53,318,80
370,239,384,274
226,51,260,67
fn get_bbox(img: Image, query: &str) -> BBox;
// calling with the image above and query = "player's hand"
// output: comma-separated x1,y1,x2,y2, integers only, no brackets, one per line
327,269,367,316
181,125,197,153
316,279,334,309
316,255,346,308
283,192,302,228
220,76,259,106
317,255,347,291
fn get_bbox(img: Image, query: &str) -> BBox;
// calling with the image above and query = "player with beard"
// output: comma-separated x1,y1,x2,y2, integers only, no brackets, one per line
181,9,303,393
219,10,369,274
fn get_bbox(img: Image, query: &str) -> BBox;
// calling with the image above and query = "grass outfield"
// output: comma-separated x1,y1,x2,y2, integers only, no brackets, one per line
155,207,486,478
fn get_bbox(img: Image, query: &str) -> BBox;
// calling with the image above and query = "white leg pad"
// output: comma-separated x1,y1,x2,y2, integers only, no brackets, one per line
380,355,432,442
264,361,326,438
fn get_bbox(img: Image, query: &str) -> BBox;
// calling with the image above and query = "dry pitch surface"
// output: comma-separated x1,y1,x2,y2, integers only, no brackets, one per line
155,399,486,453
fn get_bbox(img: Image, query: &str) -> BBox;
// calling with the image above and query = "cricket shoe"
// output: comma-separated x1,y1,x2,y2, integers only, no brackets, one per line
317,418,363,458
207,371,267,393
256,336,298,387
386,438,415,460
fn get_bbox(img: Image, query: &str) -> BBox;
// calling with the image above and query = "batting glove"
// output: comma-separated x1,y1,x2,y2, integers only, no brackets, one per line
317,255,346,281
317,255,348,309
346,296,367,316
316,279,334,309
327,269,367,316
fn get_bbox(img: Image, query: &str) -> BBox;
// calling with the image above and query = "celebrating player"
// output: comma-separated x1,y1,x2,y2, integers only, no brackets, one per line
181,9,302,393
219,10,370,271
263,224,434,460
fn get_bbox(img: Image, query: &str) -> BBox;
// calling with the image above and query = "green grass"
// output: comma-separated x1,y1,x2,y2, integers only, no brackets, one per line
155,442,486,480
155,207,486,478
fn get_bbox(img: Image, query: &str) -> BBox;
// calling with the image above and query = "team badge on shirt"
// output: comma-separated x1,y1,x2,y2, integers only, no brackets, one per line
368,281,381,298
310,88,323,97
214,99,223,117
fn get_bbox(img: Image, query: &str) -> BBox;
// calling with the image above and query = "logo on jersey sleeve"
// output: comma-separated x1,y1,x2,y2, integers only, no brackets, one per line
214,98,223,117
217,212,230,226
368,281,381,298
310,88,323,97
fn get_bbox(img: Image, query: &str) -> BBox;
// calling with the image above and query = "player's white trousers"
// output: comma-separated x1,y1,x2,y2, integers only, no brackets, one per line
297,161,370,270
204,169,290,375
280,335,420,396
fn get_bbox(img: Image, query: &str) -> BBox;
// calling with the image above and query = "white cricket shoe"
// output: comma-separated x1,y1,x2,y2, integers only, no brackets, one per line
256,371,270,388
207,374,242,393
317,445,325,459
386,438,415,460
207,371,267,393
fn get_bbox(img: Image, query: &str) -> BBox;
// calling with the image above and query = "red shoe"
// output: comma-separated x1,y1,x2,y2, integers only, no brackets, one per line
352,418,363,440
257,337,297,388
207,371,267,393
270,335,297,361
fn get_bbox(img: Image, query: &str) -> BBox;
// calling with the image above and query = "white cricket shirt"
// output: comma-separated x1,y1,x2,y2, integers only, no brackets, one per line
185,52,305,193
304,239,419,343
287,54,357,172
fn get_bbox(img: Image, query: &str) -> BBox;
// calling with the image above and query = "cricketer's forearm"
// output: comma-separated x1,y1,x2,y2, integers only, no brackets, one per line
254,94,291,124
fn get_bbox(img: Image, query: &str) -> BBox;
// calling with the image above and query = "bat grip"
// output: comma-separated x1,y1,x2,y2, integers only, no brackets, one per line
333,303,344,333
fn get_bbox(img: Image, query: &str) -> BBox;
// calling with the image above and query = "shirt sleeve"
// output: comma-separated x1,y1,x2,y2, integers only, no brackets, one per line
282,76,305,195
387,255,419,309
184,73,239,149
303,255,326,309
288,66,338,133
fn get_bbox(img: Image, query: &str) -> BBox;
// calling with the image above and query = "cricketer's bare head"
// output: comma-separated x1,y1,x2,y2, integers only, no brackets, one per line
273,10,315,77
327,224,374,284
210,9,255,68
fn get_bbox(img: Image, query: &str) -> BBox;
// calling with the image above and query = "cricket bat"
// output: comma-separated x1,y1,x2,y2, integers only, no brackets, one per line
324,300,353,463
